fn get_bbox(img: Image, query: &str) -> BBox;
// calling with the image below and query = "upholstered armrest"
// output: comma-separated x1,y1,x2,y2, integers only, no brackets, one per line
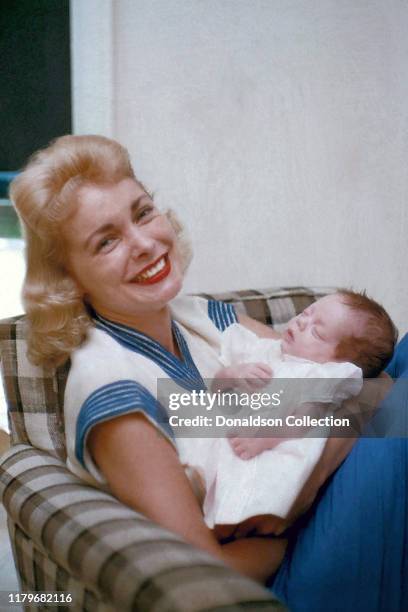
0,445,285,611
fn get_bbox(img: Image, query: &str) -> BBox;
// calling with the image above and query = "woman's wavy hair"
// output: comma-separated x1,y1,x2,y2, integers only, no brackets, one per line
10,135,192,369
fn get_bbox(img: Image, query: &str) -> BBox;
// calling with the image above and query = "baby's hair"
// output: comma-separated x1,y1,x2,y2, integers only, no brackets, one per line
334,289,398,377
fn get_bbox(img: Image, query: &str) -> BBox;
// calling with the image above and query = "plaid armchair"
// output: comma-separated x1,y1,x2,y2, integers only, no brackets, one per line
0,287,331,611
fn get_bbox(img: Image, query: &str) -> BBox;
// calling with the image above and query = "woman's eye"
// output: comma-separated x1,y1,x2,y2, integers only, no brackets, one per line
96,236,116,253
136,205,154,221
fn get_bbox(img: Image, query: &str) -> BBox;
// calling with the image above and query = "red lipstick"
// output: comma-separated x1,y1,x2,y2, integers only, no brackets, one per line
132,255,171,285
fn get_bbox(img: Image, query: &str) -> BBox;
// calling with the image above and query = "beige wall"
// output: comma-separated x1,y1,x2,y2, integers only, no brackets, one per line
71,0,408,335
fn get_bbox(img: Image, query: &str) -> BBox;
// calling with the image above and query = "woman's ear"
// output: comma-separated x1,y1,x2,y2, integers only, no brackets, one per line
164,208,193,273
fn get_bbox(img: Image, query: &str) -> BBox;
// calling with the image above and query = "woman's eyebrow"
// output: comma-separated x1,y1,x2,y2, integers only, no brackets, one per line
83,194,149,249
131,194,152,212
84,223,115,250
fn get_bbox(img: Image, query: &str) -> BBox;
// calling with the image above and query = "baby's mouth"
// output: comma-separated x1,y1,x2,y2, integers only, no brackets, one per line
132,255,170,285
284,328,294,342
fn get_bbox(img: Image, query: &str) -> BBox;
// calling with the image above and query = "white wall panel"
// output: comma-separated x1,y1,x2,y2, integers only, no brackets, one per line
73,1,408,334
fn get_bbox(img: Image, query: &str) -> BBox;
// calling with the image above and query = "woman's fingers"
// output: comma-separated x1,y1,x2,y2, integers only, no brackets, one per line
234,515,286,538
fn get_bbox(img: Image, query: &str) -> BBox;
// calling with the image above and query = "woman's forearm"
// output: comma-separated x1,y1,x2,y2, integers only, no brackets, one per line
88,412,284,583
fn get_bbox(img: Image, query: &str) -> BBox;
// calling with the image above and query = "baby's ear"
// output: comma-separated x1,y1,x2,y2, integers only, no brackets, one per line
164,208,193,273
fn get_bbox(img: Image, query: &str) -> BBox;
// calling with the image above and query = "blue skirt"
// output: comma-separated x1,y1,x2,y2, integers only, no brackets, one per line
270,336,408,612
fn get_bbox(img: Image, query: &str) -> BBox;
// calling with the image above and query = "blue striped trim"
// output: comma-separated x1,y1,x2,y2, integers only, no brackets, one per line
208,300,237,332
75,379,174,467
93,314,206,393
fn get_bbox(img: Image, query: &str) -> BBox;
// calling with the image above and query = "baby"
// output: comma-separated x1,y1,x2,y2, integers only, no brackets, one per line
218,289,397,461
177,290,397,530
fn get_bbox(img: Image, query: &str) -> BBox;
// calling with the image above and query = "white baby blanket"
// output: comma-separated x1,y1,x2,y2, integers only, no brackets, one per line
177,323,362,525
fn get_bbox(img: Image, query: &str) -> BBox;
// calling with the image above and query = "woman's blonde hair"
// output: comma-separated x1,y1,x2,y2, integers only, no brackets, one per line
10,134,192,369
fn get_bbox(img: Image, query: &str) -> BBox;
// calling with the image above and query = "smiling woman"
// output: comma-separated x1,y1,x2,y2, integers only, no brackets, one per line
63,178,184,329
9,134,287,585
9,136,190,368
8,135,408,608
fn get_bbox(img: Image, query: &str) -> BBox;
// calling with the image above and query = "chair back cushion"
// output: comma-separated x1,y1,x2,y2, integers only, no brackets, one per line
201,286,331,330
0,316,69,459
0,287,331,454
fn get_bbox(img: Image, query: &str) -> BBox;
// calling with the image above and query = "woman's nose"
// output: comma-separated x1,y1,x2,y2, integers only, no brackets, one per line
128,225,155,256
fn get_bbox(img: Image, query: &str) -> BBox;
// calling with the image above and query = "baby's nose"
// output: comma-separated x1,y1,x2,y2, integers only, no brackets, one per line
296,315,306,331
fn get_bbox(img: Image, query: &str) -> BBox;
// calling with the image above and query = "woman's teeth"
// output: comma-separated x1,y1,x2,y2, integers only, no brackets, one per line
135,257,166,281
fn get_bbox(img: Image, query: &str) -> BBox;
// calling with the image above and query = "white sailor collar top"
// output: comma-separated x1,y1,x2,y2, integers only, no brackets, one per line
63,296,237,487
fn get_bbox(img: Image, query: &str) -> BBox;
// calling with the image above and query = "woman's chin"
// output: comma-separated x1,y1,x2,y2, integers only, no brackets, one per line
143,273,183,307
159,282,182,306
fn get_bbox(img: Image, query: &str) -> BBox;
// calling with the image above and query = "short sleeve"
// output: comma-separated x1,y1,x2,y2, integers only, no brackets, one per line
207,300,237,331
75,379,175,480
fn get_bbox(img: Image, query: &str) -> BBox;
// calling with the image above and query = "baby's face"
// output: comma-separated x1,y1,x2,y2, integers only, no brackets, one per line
281,294,361,363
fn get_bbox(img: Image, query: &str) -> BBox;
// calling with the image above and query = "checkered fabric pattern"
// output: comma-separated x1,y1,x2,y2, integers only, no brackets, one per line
1,445,281,611
201,286,333,331
0,287,331,611
0,315,69,459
